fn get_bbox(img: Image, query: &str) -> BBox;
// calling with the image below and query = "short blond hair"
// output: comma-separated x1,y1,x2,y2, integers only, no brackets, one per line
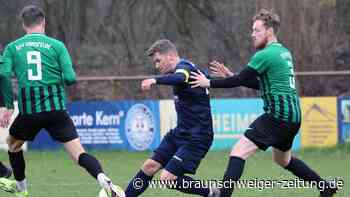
146,39,178,57
253,9,280,34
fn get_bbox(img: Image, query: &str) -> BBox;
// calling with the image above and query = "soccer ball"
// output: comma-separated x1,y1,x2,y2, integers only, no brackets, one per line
98,184,125,197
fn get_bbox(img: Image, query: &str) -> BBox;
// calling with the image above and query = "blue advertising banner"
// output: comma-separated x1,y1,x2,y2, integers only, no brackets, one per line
29,98,302,151
29,101,160,151
211,99,263,150
338,97,350,143
211,98,301,151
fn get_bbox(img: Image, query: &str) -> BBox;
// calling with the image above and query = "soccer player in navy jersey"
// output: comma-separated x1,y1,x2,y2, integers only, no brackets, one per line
125,39,219,197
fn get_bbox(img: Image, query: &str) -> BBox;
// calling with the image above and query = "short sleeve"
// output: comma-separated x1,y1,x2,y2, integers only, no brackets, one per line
58,42,73,67
175,63,191,83
247,51,269,74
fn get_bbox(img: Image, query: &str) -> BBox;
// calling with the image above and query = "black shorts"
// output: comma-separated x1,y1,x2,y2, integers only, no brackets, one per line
244,113,300,152
151,128,213,176
10,110,78,143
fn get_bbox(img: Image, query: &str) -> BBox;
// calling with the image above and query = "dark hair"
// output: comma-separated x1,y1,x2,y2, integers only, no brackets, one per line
253,9,280,34
20,5,45,27
146,39,178,57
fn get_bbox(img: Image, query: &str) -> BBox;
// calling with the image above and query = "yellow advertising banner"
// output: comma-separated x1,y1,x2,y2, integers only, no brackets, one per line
301,97,338,147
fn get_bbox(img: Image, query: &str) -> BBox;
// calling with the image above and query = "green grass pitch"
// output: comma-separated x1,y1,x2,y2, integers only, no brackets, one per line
0,145,348,197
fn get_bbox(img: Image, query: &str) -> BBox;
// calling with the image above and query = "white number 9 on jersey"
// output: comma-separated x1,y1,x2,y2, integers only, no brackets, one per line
27,51,42,81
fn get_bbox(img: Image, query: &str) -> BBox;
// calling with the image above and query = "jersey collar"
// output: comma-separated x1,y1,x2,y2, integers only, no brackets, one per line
267,41,281,47
25,33,45,36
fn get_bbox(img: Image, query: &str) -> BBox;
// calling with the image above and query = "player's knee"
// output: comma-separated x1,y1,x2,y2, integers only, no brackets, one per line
273,155,290,167
63,139,86,163
6,137,23,152
230,137,258,160
142,159,161,176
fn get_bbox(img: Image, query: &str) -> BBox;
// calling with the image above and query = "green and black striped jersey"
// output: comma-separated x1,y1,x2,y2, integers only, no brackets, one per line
0,33,76,114
247,42,301,123
0,55,14,109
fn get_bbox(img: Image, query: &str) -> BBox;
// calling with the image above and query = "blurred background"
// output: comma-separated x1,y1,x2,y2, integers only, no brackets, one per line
1,0,350,100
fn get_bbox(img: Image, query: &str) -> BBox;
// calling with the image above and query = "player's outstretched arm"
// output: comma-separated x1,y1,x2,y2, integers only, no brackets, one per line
209,61,234,78
189,70,210,88
155,73,186,85
0,77,14,128
141,78,156,91
208,61,259,90
190,67,259,89
0,51,14,110
242,77,260,90
210,67,259,88
0,77,14,109
141,72,187,91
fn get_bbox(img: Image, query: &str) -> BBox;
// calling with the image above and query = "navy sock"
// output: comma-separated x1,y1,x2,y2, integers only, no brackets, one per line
172,175,210,196
285,157,324,190
8,151,26,181
78,153,103,179
125,170,153,197
220,156,245,197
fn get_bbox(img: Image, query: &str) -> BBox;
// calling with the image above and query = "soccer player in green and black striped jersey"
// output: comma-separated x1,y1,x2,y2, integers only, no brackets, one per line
1,29,76,114
191,9,337,197
0,55,13,179
0,5,124,197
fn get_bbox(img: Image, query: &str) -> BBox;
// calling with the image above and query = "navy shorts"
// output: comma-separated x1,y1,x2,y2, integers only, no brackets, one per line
244,113,300,152
151,128,213,176
10,110,78,143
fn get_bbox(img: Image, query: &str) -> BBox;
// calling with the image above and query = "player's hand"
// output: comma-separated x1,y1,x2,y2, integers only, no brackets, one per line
0,108,13,128
0,107,5,127
209,61,234,77
190,70,210,88
141,78,156,91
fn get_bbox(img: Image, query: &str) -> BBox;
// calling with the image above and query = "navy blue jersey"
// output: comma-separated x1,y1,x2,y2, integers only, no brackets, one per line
156,59,213,135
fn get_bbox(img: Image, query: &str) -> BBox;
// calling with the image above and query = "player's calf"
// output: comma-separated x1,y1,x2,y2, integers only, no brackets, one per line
141,159,162,176
320,187,337,197
6,136,25,154
125,159,161,197
272,148,292,167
